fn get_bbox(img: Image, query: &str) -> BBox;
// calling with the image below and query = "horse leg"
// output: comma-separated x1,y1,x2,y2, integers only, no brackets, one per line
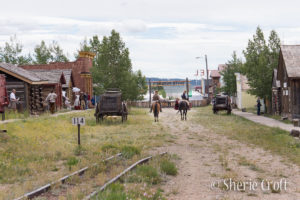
185,110,187,120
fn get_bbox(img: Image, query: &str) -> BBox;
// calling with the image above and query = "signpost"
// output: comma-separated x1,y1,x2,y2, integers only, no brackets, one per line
72,117,85,145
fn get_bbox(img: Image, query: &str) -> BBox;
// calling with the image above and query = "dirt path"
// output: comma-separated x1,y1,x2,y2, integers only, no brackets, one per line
152,108,300,200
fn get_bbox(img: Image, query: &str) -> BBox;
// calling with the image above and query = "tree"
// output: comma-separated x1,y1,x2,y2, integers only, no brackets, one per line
50,41,69,62
34,40,52,64
34,40,69,64
242,27,280,107
221,51,243,96
89,30,147,100
0,35,32,65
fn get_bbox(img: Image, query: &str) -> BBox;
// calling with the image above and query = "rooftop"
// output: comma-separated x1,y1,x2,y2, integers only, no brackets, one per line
281,45,300,78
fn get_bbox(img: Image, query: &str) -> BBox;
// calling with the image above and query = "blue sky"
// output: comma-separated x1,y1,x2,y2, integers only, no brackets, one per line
1,0,300,78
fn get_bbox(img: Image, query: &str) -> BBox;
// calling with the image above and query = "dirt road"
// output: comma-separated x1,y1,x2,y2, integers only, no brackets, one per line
153,108,300,200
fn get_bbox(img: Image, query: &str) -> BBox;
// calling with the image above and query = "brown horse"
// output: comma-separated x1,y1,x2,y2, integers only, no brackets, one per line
151,101,160,122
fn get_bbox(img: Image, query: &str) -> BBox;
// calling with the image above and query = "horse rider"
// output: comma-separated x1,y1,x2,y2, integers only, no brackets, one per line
181,90,188,100
150,90,162,112
181,90,190,109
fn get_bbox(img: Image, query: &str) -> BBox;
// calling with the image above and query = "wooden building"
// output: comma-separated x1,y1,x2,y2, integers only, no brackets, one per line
210,70,221,88
0,63,67,114
273,45,300,119
20,51,95,98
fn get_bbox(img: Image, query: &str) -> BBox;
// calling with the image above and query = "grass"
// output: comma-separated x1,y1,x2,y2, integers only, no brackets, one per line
160,159,177,175
0,108,170,199
95,155,176,200
193,106,300,166
3,109,30,120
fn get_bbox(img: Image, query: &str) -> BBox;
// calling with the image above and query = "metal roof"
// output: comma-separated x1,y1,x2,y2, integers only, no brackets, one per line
281,45,300,78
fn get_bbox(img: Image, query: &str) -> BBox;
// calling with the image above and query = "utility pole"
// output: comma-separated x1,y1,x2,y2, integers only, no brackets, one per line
205,55,210,101
149,79,151,108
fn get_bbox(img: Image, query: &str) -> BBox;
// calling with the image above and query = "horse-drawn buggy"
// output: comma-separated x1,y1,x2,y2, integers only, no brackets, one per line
212,94,232,114
94,89,128,123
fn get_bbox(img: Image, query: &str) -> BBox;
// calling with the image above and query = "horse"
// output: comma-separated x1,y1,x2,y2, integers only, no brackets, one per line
151,101,160,122
94,102,103,123
179,100,188,120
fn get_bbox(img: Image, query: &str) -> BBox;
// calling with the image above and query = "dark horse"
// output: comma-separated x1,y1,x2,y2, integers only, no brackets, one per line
179,101,188,120
151,101,160,122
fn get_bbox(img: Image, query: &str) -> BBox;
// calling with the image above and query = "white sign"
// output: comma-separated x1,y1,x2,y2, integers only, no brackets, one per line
72,117,85,126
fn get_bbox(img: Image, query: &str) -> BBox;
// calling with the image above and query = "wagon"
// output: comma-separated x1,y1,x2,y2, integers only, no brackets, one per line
94,89,128,123
212,94,232,114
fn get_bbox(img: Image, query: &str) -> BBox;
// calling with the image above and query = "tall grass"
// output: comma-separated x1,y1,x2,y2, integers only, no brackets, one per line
0,108,169,199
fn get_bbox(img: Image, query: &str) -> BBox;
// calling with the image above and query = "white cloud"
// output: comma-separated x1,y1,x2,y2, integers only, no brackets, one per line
1,0,300,78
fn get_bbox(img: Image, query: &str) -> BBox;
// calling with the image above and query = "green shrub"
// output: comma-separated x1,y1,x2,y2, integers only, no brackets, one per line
160,160,177,176
136,165,160,184
67,157,79,170
121,145,140,159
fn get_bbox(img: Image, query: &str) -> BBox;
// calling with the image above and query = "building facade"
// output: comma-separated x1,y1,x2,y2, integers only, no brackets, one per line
273,45,300,119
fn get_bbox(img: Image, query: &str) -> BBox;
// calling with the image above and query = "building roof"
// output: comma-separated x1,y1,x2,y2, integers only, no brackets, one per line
218,64,227,72
0,63,48,84
210,70,221,78
29,69,72,86
281,45,300,78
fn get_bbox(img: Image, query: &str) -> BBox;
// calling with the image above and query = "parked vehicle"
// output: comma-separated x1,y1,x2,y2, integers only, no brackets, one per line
94,89,128,123
212,94,231,114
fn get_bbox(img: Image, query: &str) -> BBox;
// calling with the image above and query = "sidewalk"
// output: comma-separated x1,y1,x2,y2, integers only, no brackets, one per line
232,109,300,132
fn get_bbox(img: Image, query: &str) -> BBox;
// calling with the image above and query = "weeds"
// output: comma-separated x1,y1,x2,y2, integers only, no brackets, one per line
160,159,177,175
0,108,169,199
67,157,79,170
136,165,161,184
121,145,141,159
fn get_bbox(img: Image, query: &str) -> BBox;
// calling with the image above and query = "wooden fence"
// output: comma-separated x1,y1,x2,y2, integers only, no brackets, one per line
127,100,207,108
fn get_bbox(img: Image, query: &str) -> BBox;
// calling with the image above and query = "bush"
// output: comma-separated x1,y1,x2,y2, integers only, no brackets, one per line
121,145,140,159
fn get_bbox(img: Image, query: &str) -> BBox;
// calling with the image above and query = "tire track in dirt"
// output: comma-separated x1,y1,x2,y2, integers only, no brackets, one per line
151,108,300,200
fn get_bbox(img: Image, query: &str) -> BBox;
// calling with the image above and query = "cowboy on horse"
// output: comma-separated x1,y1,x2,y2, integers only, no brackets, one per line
150,90,162,112
175,90,190,110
